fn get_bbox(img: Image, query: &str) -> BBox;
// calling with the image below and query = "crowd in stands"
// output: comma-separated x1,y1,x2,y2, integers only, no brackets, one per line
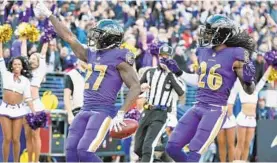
0,1,276,73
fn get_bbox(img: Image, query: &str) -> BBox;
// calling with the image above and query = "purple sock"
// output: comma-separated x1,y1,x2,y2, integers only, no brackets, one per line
187,151,201,162
66,149,79,162
78,150,102,162
166,142,188,162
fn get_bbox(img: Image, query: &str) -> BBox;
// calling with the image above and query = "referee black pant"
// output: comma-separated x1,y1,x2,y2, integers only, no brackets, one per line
134,109,168,162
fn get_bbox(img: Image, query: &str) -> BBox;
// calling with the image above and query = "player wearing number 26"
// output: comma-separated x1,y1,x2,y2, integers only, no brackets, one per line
34,2,140,162
165,14,256,162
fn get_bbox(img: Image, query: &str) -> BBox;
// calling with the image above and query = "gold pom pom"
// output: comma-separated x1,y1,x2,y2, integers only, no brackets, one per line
26,24,40,43
16,23,40,42
268,68,277,82
0,24,13,43
120,42,138,58
16,22,29,37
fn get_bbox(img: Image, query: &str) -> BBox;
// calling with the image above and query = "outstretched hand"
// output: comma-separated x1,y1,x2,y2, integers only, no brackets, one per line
0,0,8,11
34,0,52,18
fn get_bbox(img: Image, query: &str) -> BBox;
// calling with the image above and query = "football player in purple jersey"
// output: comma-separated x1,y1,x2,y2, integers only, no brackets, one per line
164,14,257,162
34,2,141,162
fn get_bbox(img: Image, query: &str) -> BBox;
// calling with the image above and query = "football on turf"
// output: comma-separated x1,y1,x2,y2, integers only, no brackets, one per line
109,119,139,139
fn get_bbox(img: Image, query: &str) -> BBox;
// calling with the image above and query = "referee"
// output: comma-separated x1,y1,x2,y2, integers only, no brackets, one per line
63,59,87,124
134,44,185,162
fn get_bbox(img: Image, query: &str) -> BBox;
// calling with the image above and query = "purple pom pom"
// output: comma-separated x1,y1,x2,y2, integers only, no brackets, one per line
40,25,57,44
124,109,141,122
26,111,48,130
26,113,37,130
264,50,277,69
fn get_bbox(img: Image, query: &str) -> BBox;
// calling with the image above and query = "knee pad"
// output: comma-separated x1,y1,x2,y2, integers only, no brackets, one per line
236,112,256,127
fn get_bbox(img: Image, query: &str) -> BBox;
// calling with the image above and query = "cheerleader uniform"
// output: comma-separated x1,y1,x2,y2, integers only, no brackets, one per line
26,54,47,113
0,58,32,118
236,77,267,127
222,78,240,129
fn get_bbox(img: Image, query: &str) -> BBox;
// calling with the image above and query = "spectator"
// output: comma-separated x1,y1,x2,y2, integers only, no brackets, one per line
59,47,77,72
46,39,61,72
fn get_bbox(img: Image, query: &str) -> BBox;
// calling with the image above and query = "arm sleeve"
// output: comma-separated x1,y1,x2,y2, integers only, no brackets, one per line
64,75,74,92
179,71,199,87
23,80,32,101
31,56,47,87
39,54,47,72
30,77,42,87
169,73,185,96
227,78,240,104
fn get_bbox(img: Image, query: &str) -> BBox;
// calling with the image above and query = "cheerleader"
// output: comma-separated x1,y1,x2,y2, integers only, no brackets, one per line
235,66,272,161
21,38,48,163
0,42,35,162
217,80,239,162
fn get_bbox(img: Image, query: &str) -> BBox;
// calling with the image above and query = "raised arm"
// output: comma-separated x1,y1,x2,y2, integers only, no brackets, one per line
40,42,48,57
255,66,272,92
21,38,27,57
164,58,199,87
0,42,2,58
48,15,87,61
0,42,7,72
232,48,256,95
177,71,199,87
34,2,87,62
233,61,255,94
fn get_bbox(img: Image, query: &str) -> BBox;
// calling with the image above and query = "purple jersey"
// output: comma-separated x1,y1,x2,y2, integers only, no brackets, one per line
196,47,248,105
83,48,135,111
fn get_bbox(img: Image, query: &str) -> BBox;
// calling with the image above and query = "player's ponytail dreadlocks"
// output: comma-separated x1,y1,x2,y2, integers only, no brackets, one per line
225,30,256,53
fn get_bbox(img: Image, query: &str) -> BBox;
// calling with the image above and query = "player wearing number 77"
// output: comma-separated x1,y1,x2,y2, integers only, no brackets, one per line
34,2,141,162
164,14,256,162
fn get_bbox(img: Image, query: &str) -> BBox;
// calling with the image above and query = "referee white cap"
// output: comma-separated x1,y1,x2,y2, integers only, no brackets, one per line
159,44,173,56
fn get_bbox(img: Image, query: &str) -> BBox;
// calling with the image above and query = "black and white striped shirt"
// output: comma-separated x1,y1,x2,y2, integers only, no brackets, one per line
140,67,185,108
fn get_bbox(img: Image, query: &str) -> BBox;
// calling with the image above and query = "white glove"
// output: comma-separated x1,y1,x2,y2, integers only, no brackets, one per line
0,0,7,11
110,111,126,132
67,112,75,125
34,1,52,18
